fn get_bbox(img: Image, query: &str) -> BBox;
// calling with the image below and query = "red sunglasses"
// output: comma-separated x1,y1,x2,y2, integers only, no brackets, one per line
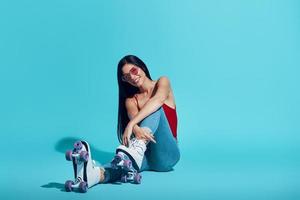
121,67,139,82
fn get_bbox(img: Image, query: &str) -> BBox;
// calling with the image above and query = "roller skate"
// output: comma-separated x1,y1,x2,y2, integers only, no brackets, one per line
64,140,102,193
110,152,142,184
116,137,147,170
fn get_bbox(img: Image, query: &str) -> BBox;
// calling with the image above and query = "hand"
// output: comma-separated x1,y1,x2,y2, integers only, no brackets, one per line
122,122,134,147
133,125,156,144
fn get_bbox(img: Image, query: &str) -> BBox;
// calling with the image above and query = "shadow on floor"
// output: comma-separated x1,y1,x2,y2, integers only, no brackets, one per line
40,182,65,192
54,137,115,164
40,181,98,193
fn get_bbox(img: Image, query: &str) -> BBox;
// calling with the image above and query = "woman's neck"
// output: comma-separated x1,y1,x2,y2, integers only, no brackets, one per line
138,77,156,94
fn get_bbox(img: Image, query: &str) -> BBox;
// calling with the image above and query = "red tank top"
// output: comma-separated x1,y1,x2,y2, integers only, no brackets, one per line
134,95,178,140
162,103,178,140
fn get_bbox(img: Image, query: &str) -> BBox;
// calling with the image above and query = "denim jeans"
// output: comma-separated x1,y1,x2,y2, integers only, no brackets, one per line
102,106,180,183
138,106,180,172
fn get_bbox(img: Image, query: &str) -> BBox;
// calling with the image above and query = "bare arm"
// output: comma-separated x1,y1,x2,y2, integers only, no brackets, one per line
124,97,141,133
125,97,139,121
122,76,170,146
129,76,171,126
125,97,155,142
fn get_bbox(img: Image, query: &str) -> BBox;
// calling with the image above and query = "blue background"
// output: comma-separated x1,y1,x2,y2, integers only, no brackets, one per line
0,0,299,199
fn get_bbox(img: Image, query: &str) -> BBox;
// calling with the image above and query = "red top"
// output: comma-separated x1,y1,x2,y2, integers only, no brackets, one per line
162,103,178,140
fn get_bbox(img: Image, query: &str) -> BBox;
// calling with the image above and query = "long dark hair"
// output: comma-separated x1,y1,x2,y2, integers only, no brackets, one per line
117,55,153,143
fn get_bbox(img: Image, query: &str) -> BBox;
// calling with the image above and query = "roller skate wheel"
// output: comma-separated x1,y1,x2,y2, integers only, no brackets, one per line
79,181,88,193
80,151,89,162
65,180,74,192
133,173,142,184
114,154,122,162
73,141,83,151
123,160,132,169
121,175,127,183
65,150,73,161
111,154,122,168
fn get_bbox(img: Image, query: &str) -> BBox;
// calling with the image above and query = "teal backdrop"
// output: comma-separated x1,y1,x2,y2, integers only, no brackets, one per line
0,0,299,199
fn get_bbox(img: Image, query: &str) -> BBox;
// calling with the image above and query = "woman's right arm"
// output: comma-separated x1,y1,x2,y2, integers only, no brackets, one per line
125,97,139,121
125,98,155,142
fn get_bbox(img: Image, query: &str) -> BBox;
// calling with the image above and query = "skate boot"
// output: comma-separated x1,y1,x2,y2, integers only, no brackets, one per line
115,137,148,183
64,140,102,193
109,151,142,184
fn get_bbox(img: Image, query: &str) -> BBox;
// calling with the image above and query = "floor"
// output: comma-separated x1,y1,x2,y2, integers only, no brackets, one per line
3,132,299,200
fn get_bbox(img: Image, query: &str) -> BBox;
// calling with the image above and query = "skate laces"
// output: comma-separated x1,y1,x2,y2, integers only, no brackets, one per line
130,138,145,155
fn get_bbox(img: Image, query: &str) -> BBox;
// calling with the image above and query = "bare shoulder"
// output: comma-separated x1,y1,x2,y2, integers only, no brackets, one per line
157,76,176,108
125,96,139,118
155,76,172,93
154,76,171,91
157,76,171,85
125,96,137,107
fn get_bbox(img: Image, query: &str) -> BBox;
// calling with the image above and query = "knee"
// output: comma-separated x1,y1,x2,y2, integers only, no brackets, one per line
139,108,162,131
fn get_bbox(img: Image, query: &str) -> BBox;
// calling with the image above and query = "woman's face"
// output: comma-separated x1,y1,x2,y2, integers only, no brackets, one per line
121,64,145,87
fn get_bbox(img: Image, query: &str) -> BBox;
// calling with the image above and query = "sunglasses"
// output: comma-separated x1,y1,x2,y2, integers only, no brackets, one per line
121,67,139,82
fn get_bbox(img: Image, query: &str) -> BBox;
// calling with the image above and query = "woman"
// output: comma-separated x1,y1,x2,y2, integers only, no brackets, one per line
65,55,180,192
115,55,180,172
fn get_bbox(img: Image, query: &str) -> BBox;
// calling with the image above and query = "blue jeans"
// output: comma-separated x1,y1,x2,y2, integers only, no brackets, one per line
101,106,180,183
138,107,180,172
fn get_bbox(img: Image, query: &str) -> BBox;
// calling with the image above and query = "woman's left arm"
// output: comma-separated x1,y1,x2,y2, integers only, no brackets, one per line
122,76,171,146
129,76,170,126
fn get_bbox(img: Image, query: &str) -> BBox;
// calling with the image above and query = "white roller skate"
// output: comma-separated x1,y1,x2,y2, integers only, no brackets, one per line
116,138,147,170
114,137,149,184
110,151,142,184
64,140,102,193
